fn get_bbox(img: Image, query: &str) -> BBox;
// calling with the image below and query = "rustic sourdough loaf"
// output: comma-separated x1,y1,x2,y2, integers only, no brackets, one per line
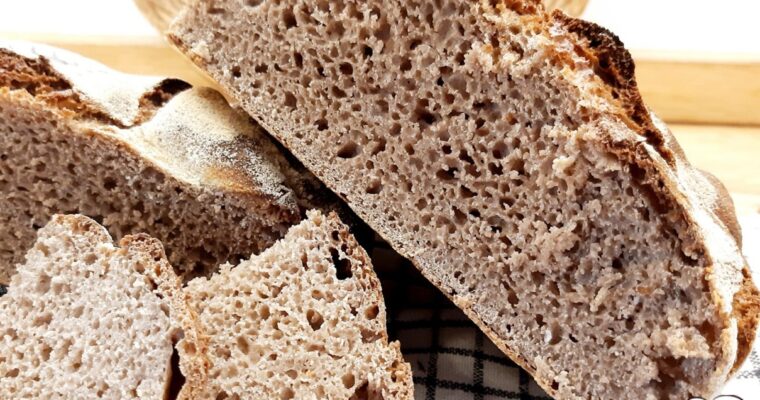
0,214,207,399
0,41,333,283
169,0,760,398
184,210,413,399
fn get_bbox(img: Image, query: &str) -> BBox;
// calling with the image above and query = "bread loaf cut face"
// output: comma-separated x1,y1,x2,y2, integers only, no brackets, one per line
0,214,207,399
168,0,760,398
184,210,413,399
0,41,330,283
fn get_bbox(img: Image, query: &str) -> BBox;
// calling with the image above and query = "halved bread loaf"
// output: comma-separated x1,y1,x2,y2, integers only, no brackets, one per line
0,214,207,399
0,41,332,283
168,0,760,398
184,210,413,399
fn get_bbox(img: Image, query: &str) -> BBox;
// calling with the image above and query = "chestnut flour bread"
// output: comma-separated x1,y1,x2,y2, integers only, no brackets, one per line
0,214,207,399
184,210,413,399
169,0,760,398
0,41,331,283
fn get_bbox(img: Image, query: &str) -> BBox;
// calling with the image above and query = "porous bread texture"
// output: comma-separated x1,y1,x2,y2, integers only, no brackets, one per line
0,41,327,283
184,210,413,399
0,214,207,399
169,0,760,398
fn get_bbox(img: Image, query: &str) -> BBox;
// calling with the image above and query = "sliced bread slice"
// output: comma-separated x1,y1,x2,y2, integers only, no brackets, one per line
0,214,207,399
0,41,331,283
184,210,413,399
168,1,760,398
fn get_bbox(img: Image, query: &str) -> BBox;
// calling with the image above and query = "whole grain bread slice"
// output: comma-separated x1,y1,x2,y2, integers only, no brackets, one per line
184,210,413,399
0,214,207,399
168,0,760,398
0,41,334,283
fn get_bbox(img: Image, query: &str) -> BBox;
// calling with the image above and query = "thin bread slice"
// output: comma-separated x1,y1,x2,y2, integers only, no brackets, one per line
184,210,413,399
0,41,330,283
0,214,207,399
168,1,760,398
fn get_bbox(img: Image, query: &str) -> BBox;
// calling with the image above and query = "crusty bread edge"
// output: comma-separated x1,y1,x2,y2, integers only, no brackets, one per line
117,231,211,399
0,44,301,219
320,211,415,399
164,0,759,397
550,9,760,383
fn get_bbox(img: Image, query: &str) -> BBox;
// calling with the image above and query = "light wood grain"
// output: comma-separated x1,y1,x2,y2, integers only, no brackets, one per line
634,51,760,126
3,32,756,127
671,124,760,215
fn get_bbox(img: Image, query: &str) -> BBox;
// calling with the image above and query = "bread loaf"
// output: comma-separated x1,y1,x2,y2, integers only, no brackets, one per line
0,214,206,399
0,41,331,283
168,0,760,398
184,210,413,399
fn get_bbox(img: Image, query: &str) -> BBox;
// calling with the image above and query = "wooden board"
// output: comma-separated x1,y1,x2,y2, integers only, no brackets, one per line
634,51,760,127
2,33,758,126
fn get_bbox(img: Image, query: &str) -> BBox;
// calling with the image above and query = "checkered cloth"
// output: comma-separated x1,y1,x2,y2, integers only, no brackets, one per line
367,215,760,399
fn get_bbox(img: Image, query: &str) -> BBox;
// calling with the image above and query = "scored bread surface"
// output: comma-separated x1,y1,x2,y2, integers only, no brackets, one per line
184,210,413,399
169,0,760,398
0,41,330,283
0,214,207,399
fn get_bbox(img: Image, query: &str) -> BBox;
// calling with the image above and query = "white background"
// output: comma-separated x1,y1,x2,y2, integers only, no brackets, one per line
0,0,759,54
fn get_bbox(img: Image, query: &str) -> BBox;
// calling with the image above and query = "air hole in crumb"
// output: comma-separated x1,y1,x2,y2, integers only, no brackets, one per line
390,123,401,136
366,178,383,194
306,309,324,330
236,336,250,354
612,258,623,269
293,52,303,68
231,66,241,78
280,388,295,400
337,141,361,158
460,186,477,198
339,63,353,75
315,119,329,131
342,373,356,389
363,45,373,58
364,305,379,319
371,138,387,155
436,168,456,181
330,248,352,280
400,58,412,71
414,108,437,126
245,0,263,6
283,92,297,109
282,10,297,28
103,177,117,190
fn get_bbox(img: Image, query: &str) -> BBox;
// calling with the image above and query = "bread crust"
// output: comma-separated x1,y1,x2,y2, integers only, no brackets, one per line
167,0,759,396
0,43,300,210
550,11,760,381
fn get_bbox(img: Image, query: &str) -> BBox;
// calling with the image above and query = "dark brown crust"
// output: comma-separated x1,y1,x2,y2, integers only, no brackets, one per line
552,10,760,379
166,0,759,396
732,266,760,374
551,11,673,164
0,47,190,128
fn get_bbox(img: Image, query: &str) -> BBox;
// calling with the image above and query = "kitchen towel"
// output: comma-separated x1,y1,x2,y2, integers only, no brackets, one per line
371,214,760,399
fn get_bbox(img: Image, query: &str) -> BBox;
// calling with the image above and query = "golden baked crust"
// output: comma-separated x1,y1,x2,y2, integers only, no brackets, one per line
551,10,760,377
167,0,759,396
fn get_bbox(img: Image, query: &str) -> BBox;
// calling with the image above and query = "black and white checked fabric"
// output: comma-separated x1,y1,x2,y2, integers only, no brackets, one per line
366,214,760,399
1,217,758,398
